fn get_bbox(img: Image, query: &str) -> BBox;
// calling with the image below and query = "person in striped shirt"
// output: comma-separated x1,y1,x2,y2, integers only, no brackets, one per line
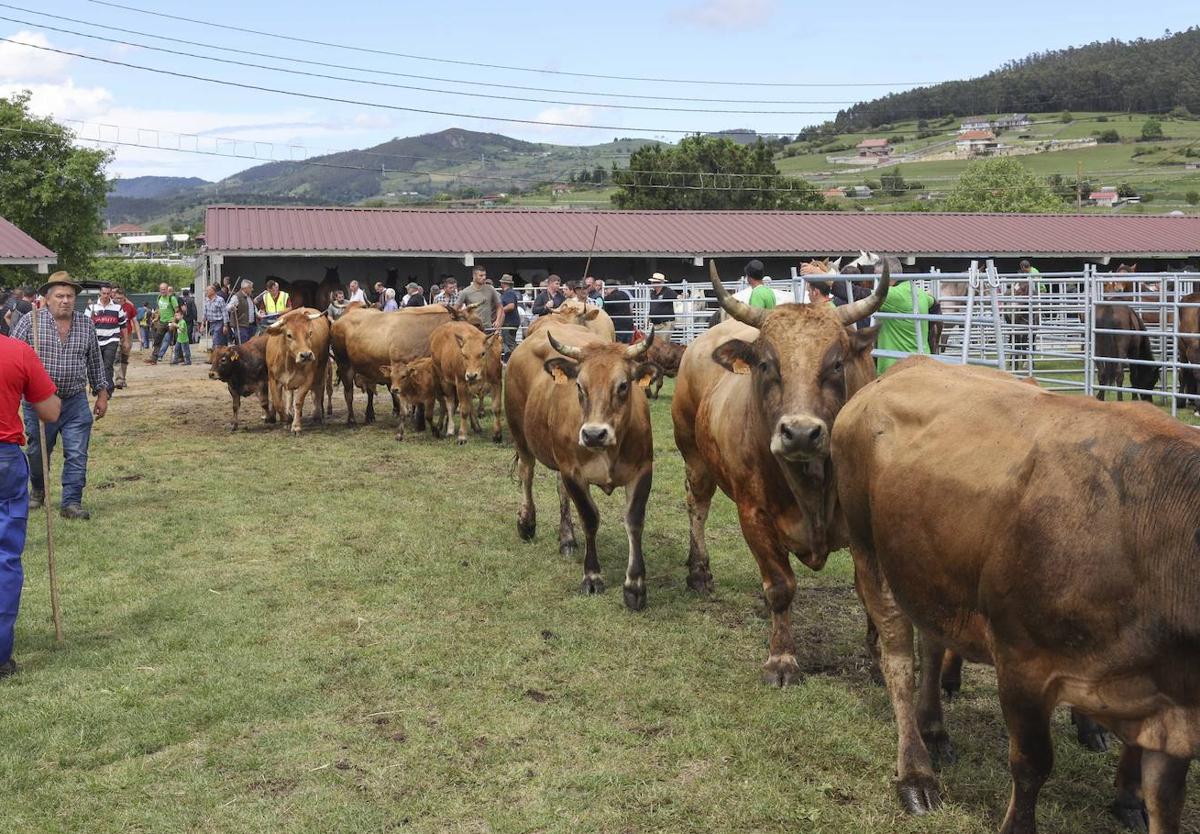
85,283,127,394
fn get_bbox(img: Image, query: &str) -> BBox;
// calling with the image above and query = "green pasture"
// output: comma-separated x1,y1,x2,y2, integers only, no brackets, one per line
3,362,1197,832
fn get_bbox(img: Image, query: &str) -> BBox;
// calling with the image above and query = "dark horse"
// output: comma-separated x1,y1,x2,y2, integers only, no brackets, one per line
1095,303,1159,402
1179,291,1200,417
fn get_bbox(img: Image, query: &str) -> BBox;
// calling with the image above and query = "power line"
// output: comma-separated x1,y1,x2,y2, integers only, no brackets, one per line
0,38,807,135
86,0,943,89
0,15,852,116
0,3,864,106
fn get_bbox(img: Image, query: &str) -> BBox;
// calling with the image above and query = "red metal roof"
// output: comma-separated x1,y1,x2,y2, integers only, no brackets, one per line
1090,192,1117,200
856,138,889,148
0,215,55,261
957,130,997,142
203,205,1200,259
105,223,146,235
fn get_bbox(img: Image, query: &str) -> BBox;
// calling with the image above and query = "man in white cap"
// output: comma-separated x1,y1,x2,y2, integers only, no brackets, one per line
647,272,677,336
401,282,426,309
9,271,109,520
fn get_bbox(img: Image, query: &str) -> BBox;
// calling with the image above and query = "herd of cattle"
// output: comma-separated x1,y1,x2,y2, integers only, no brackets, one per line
206,262,1200,834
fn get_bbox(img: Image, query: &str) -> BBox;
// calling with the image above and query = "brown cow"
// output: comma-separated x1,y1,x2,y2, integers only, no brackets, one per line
833,357,1200,830
265,307,330,433
504,323,659,609
632,327,684,399
382,357,441,441
672,260,887,685
1178,292,1200,418
330,304,460,426
526,304,616,341
207,334,272,430
429,321,503,445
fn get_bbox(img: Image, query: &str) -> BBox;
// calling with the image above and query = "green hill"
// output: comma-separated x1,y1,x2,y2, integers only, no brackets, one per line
835,28,1200,131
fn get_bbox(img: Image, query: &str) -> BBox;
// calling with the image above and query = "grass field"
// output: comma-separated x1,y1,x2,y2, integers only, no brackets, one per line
5,359,1198,832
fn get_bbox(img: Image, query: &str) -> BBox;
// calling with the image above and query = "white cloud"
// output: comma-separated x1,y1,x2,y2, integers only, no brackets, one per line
0,31,71,81
671,0,776,29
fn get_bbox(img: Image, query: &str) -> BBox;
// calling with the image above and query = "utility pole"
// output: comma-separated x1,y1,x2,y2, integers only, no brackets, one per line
1076,161,1083,211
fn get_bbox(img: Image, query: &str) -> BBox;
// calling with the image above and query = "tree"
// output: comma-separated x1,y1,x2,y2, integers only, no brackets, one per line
592,166,607,184
941,158,1063,213
0,92,111,283
1117,182,1138,198
1186,191,1200,206
1141,118,1164,141
880,170,907,196
612,135,826,210
1097,129,1121,143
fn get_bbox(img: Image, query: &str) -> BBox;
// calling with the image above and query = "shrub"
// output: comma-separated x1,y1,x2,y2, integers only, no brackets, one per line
1097,129,1121,143
1060,111,1074,123
1186,191,1200,206
887,134,905,144
1097,115,1109,123
1141,118,1164,141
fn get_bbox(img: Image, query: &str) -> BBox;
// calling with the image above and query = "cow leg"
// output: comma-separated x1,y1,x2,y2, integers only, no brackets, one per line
441,386,457,440
314,367,327,425
229,390,241,431
941,650,964,699
325,362,334,418
555,474,578,557
1141,750,1190,834
340,368,356,425
996,673,1054,834
650,375,662,399
742,510,799,686
515,451,537,541
621,466,653,611
1071,708,1111,752
1112,745,1149,832
259,385,275,424
683,462,715,594
562,476,603,595
852,552,940,814
291,386,307,434
490,382,503,444
365,386,376,424
455,382,471,445
917,632,955,769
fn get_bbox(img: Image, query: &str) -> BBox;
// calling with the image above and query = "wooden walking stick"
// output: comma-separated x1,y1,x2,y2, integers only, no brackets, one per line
30,303,64,643
580,225,600,285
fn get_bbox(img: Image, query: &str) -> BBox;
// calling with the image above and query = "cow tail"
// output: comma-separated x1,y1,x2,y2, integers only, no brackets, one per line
508,452,520,482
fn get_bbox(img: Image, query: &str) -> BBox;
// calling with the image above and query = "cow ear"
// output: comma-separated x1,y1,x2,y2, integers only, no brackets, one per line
633,362,661,389
454,333,466,349
266,321,285,335
849,326,879,358
712,339,756,375
543,357,579,384
584,309,599,321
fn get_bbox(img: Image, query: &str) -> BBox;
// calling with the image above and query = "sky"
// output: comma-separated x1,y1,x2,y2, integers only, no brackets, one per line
0,0,1196,181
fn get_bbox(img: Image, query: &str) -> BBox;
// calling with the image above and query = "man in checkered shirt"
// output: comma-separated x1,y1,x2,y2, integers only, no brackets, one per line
10,272,110,521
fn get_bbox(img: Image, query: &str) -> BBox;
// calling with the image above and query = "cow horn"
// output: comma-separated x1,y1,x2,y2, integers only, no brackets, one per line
306,311,323,320
547,330,583,359
836,258,890,326
626,325,653,358
709,260,766,328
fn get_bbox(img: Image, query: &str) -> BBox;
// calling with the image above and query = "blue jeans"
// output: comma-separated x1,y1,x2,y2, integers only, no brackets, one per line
157,333,176,361
236,326,253,345
23,392,94,508
208,322,227,348
0,443,29,665
174,340,192,364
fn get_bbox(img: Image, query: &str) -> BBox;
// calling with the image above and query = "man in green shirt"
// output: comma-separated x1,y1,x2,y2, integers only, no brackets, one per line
145,282,179,365
875,265,935,375
1019,258,1048,294
745,259,776,309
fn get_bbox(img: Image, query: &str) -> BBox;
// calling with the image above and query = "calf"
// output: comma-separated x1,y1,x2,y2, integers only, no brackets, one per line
207,334,272,430
632,327,684,399
429,321,503,444
383,357,441,441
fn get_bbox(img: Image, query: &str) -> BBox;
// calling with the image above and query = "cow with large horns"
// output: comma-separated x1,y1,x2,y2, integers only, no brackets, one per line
833,356,1200,831
504,322,660,609
671,259,888,684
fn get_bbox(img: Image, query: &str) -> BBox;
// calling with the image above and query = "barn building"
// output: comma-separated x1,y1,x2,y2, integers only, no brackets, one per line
0,215,56,274
198,205,1200,298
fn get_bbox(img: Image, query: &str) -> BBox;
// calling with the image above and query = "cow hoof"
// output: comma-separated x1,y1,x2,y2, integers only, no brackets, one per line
1110,798,1149,832
623,582,646,611
1072,712,1111,753
492,432,503,444
686,570,714,595
227,424,238,433
558,539,576,558
941,679,961,701
762,654,801,687
896,774,942,815
922,730,956,770
393,432,405,442
580,575,605,595
517,517,536,542
456,436,467,446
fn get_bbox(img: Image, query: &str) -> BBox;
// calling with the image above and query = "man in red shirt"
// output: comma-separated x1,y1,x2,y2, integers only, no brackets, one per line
0,331,61,678
113,286,138,389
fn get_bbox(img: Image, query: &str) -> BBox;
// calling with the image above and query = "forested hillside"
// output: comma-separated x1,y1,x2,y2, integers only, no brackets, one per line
835,28,1200,130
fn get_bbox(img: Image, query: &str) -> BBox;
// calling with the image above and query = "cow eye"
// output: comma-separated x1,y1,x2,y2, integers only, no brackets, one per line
617,381,629,395
833,359,844,374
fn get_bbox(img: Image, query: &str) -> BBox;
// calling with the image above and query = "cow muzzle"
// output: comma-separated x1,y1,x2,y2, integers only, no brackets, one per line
772,416,829,461
464,371,480,383
296,351,315,363
579,423,615,449
208,370,219,379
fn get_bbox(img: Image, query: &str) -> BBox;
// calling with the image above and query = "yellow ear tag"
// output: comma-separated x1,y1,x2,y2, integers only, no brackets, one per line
550,365,571,384
730,358,751,375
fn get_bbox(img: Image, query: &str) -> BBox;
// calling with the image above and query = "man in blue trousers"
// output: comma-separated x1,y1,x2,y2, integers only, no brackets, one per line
0,316,61,678
10,272,110,521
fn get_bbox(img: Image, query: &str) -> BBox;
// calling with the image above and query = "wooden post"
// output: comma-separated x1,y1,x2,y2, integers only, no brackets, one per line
29,305,64,643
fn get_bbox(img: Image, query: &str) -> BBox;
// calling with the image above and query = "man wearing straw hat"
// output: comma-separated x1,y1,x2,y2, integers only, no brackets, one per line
10,272,110,521
0,315,60,677
647,272,677,337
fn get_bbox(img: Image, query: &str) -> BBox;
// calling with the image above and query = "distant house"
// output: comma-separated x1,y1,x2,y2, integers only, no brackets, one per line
105,223,146,237
856,138,890,158
995,113,1031,130
821,187,846,199
960,119,993,132
848,185,873,199
550,183,571,195
956,130,999,156
1090,191,1119,208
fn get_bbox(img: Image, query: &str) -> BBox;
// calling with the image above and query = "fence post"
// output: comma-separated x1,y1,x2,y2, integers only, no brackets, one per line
986,260,1006,370
1083,264,1094,397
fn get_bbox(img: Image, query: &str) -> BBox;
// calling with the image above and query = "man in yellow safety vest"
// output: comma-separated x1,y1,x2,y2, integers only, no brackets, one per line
256,279,292,330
